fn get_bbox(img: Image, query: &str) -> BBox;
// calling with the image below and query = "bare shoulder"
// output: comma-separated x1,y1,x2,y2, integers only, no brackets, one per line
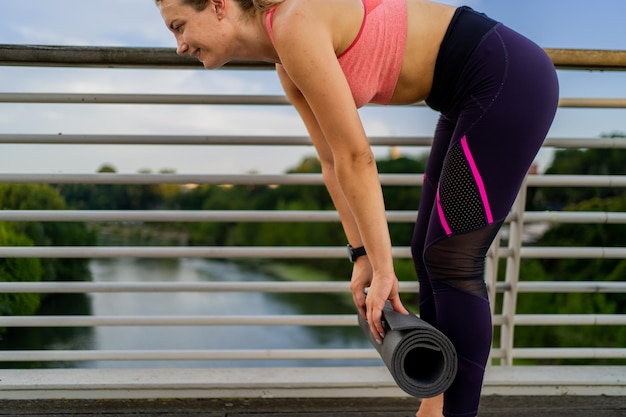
270,0,364,57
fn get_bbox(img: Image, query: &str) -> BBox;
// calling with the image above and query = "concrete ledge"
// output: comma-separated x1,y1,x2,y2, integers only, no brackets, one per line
482,365,626,396
0,366,624,400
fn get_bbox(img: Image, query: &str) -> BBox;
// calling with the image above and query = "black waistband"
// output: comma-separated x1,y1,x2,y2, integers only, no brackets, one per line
425,6,498,112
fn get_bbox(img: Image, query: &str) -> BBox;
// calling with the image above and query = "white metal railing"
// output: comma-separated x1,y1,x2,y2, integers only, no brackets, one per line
0,45,625,369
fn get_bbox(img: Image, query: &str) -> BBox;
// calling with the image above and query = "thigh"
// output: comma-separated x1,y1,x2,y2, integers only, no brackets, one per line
436,24,559,232
413,115,455,251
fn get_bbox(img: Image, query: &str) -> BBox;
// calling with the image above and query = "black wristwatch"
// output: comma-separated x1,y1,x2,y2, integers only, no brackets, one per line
347,244,367,263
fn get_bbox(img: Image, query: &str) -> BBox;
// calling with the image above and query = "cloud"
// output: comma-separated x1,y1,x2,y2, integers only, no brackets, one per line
0,0,170,47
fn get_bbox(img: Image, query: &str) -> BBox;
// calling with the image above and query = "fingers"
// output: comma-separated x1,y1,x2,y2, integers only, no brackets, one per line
367,312,384,344
352,289,366,319
366,297,385,344
351,268,403,344
350,272,370,319
365,288,407,344
390,296,409,315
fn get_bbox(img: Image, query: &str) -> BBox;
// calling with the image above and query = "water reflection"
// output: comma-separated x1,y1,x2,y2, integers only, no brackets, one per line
88,258,379,368
2,258,381,369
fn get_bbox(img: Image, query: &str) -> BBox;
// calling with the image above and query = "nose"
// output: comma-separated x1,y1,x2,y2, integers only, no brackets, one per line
176,38,189,56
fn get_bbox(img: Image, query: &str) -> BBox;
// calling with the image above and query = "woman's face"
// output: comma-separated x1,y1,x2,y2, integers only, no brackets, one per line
159,0,228,69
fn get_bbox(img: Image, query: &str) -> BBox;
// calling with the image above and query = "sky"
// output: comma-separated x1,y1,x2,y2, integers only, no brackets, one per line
0,0,625,175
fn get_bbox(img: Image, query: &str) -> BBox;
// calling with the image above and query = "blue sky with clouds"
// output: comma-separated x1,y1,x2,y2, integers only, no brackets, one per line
0,0,625,175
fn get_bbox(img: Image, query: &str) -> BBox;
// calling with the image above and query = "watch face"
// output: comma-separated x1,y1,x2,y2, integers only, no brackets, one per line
347,245,365,262
347,245,356,262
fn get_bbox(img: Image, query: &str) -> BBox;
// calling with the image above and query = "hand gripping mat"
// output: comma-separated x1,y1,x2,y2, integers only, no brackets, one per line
358,302,457,398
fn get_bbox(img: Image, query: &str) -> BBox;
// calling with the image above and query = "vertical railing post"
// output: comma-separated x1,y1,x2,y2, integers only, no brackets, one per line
484,227,501,366
499,178,527,366
485,233,500,317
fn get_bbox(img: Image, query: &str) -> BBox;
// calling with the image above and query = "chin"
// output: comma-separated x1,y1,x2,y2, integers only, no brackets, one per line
203,60,226,70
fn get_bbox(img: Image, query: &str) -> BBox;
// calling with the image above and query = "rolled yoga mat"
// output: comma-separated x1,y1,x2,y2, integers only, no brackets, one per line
358,301,458,398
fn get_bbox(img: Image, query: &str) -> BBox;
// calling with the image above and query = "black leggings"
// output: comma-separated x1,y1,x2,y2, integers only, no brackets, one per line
411,7,559,417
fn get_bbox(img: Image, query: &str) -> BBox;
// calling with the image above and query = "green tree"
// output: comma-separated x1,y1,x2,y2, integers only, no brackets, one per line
59,165,166,210
530,132,626,210
0,223,43,318
0,184,95,282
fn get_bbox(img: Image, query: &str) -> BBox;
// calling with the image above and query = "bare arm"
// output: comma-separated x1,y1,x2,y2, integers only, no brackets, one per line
276,64,362,248
277,64,376,321
272,4,408,341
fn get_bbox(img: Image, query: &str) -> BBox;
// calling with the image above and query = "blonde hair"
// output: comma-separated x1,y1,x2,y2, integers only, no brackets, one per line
155,0,285,13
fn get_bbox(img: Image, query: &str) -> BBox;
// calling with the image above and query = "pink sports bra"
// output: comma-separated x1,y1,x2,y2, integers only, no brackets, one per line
265,0,408,108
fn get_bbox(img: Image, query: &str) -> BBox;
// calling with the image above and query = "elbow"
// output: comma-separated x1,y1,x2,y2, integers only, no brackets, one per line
333,150,378,187
319,157,336,183
337,150,377,173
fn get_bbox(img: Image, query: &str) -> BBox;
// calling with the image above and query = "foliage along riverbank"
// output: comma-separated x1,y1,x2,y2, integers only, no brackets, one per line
0,184,95,323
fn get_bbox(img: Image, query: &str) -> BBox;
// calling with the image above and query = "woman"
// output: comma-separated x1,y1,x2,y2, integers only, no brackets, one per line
156,0,559,415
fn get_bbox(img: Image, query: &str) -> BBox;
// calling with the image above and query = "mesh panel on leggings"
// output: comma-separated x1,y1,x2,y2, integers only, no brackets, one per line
439,142,487,233
423,222,503,299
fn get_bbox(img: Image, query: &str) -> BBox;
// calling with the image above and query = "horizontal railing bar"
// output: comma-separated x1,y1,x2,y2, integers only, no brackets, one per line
0,173,625,187
1,281,623,294
1,314,623,328
1,92,625,109
512,348,626,359
513,315,626,326
1,347,624,362
2,45,626,71
0,173,328,185
0,134,625,149
521,247,626,258
0,349,380,362
546,48,626,71
0,134,428,147
558,98,626,108
543,138,626,149
0,93,290,105
0,246,624,259
0,209,345,223
0,134,316,145
526,175,626,187
516,282,626,293
0,246,412,259
0,315,359,327
0,173,325,185
0,44,265,70
523,211,626,224
0,281,355,293
0,210,411,223
2,210,626,224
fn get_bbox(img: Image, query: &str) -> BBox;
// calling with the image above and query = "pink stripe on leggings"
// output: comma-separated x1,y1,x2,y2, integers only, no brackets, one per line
461,135,493,223
436,187,452,235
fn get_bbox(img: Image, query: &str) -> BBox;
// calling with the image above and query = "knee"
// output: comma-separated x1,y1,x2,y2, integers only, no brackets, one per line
423,236,485,280
424,223,502,280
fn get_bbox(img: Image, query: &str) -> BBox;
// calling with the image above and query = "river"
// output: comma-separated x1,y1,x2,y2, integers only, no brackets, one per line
4,258,380,369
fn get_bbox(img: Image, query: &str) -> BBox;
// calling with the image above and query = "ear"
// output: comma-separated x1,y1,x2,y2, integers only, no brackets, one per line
211,0,227,19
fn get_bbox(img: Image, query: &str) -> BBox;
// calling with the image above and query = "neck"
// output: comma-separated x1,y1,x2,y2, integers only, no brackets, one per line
234,11,280,63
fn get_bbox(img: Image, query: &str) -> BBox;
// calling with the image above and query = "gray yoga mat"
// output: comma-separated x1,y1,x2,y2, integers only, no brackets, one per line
358,301,457,398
